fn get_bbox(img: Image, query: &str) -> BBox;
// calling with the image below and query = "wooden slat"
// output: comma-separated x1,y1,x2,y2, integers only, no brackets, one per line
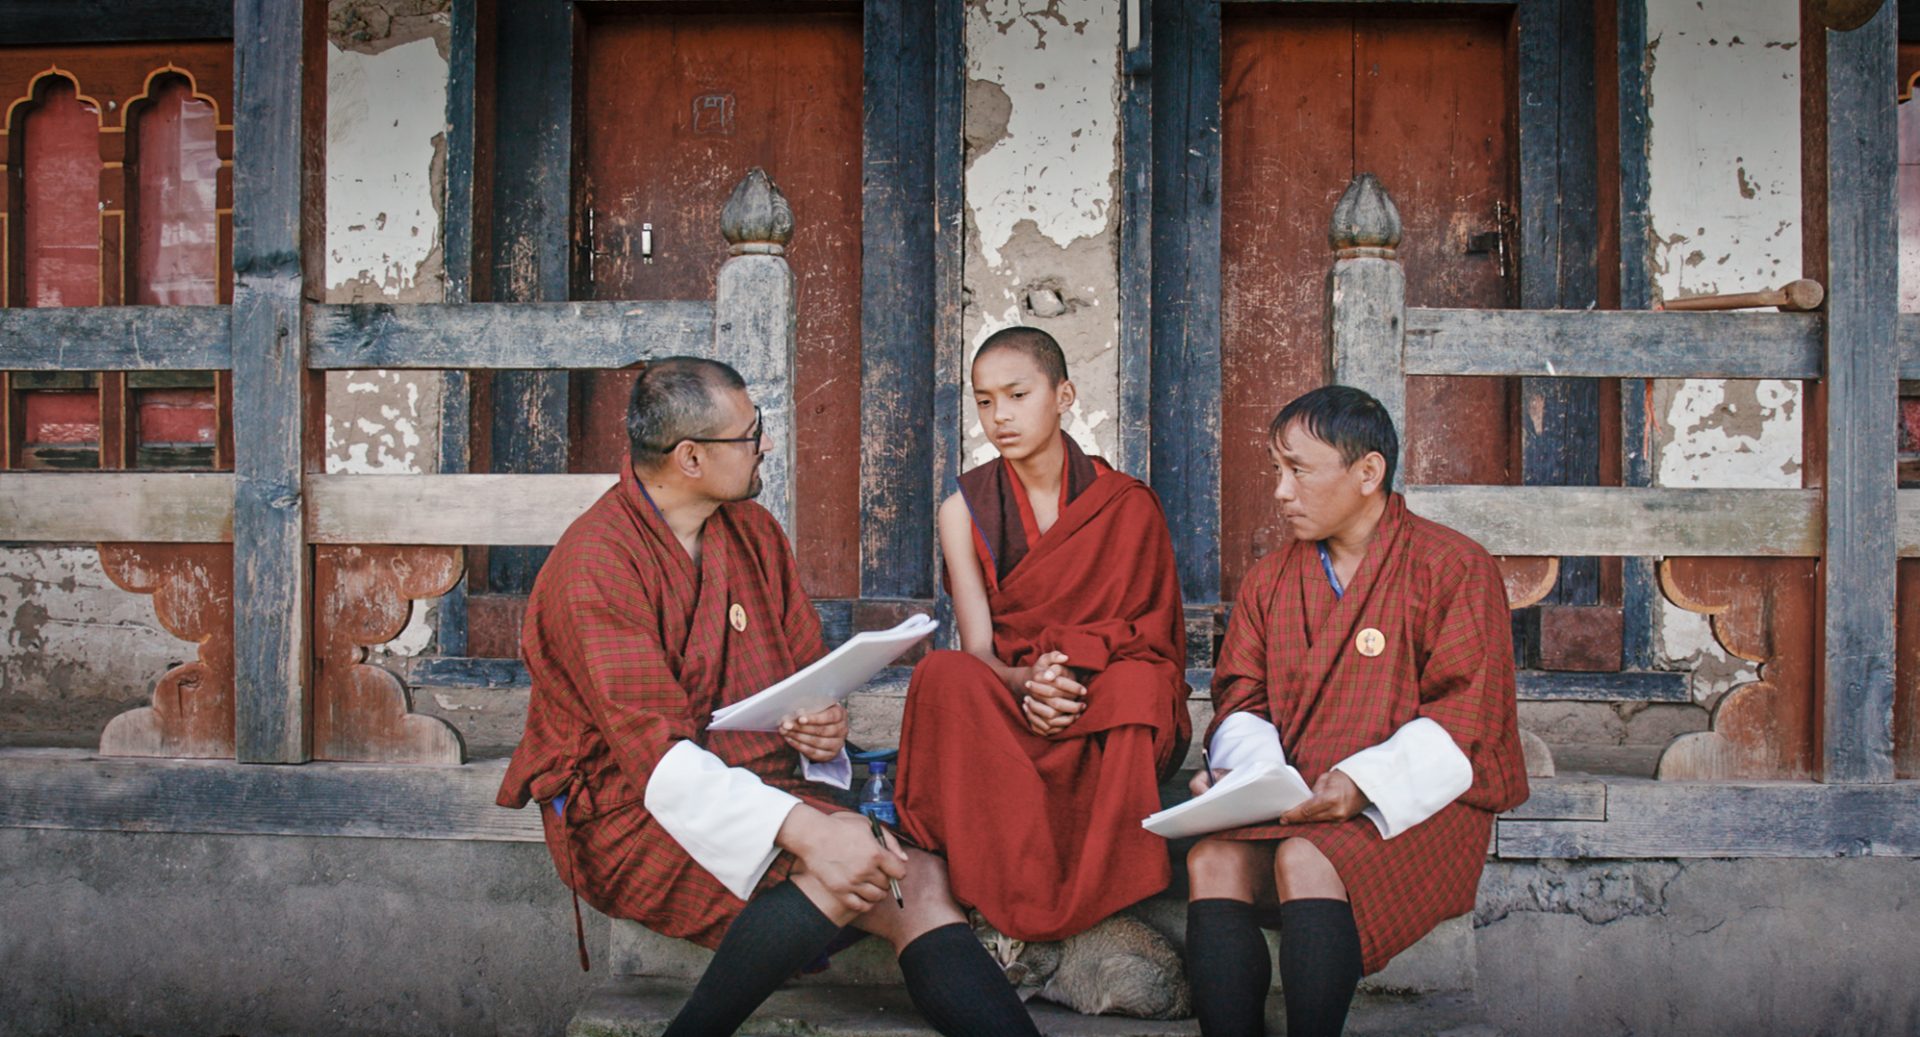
1116,6,1153,478
1496,779,1920,857
1500,779,1606,822
305,301,713,369
229,0,322,764
307,473,616,545
0,749,539,843
1403,308,1825,379
1402,485,1822,557
0,0,233,44
0,473,233,542
0,307,231,371
929,0,967,648
1516,670,1690,702
1616,0,1658,671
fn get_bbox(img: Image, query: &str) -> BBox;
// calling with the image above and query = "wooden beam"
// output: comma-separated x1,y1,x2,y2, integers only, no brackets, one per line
1501,779,1606,821
1402,486,1822,557
305,301,713,369
930,0,967,646
229,0,323,764
1496,778,1920,857
1116,1,1153,478
307,474,616,545
1404,309,1825,379
0,749,539,843
1818,2,1899,785
0,307,231,371
0,0,232,44
859,0,939,599
1151,0,1223,603
1516,670,1690,702
0,474,233,542
1616,0,1657,670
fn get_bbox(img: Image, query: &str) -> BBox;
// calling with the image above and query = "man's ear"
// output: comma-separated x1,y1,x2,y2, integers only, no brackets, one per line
1055,378,1076,412
1357,451,1387,495
671,441,703,480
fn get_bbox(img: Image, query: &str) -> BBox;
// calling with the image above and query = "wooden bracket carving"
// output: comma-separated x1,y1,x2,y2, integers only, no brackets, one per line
313,545,466,764
97,543,236,758
1654,557,1817,780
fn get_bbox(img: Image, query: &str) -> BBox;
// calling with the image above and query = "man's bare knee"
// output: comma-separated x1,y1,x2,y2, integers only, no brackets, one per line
853,848,966,950
1272,838,1348,902
1187,838,1263,901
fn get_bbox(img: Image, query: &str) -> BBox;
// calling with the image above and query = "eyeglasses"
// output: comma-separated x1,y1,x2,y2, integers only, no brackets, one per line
654,406,764,456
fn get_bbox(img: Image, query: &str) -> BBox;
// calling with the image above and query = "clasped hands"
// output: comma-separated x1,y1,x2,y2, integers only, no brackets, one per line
1018,649,1087,737
1187,765,1370,825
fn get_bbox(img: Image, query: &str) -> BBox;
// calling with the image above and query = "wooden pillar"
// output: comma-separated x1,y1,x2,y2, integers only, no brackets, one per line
1327,173,1407,461
1815,0,1897,784
230,0,325,763
715,170,796,532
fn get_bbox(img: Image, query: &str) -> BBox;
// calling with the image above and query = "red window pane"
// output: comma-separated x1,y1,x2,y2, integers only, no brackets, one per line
21,76,102,308
133,76,219,306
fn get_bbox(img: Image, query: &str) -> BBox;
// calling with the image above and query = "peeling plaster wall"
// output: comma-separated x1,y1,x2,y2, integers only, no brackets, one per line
1643,0,1801,698
962,0,1121,467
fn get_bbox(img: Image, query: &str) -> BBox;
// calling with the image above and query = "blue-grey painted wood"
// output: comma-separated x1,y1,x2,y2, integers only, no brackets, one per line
436,0,485,658
1151,0,1222,604
1496,778,1920,858
1617,0,1655,671
1819,4,1898,784
1116,0,1154,479
930,0,967,647
0,0,233,43
0,307,231,371
1403,309,1825,379
306,301,713,368
1515,670,1690,703
487,0,577,594
230,0,319,764
860,0,938,600
1899,314,1920,378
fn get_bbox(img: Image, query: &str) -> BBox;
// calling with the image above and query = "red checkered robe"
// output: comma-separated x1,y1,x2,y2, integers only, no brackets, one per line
896,435,1191,941
1208,493,1528,974
496,464,832,951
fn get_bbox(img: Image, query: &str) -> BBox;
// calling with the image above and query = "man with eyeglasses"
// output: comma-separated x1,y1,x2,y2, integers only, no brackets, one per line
499,356,1042,1036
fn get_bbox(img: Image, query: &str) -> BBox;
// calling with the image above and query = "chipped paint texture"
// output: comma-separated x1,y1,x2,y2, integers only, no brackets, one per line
962,0,1121,467
1644,0,1800,697
1,548,185,742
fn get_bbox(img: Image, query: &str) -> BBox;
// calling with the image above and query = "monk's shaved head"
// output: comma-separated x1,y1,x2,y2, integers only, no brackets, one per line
1272,384,1399,492
628,356,747,465
974,325,1069,386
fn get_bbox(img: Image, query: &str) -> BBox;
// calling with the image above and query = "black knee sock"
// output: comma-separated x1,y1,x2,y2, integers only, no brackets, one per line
897,922,1041,1037
1186,898,1272,1037
663,881,844,1037
1277,898,1363,1037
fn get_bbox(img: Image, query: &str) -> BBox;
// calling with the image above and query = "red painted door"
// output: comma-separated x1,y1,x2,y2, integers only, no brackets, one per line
1219,8,1516,597
574,8,863,599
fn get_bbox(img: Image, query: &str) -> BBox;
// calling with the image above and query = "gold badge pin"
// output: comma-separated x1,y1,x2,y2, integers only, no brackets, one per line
729,603,748,632
1355,627,1386,658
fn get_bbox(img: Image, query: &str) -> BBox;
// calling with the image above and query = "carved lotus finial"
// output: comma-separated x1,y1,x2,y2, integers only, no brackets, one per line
721,168,794,256
1330,173,1402,258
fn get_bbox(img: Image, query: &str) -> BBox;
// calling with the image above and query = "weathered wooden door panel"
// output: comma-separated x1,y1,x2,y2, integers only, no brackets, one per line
1220,8,1516,596
575,8,863,598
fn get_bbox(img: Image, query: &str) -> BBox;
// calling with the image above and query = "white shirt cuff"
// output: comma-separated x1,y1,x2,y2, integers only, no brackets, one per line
1209,711,1289,771
1332,717,1473,840
802,748,853,790
644,740,802,900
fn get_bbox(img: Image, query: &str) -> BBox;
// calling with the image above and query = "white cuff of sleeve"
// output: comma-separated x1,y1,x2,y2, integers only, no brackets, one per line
802,748,852,790
644,740,802,900
1332,717,1473,840
1209,711,1289,771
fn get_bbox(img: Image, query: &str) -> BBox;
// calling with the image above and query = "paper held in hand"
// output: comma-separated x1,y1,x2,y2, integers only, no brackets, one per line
708,614,938,732
1140,760,1315,839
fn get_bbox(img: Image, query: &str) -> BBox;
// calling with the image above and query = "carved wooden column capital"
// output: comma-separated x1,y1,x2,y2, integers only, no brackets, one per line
721,167,794,257
1329,172,1402,260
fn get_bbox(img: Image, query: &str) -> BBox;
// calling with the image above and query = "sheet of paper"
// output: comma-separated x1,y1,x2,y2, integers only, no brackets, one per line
707,614,937,732
1140,760,1315,839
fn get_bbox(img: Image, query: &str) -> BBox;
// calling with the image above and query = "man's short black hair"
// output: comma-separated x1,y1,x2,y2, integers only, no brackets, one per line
627,356,747,465
973,325,1069,386
1270,384,1399,491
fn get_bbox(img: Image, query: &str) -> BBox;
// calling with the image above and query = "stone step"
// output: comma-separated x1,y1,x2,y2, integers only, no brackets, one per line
609,910,1475,997
567,978,1501,1037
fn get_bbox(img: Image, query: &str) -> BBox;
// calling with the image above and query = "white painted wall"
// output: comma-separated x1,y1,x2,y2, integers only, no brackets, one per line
1644,0,1803,699
962,0,1121,468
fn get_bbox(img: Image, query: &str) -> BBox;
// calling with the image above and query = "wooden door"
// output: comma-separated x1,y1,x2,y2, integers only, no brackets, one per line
1219,9,1515,596
574,7,863,599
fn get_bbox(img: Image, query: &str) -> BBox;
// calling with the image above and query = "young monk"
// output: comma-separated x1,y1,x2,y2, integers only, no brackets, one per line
894,325,1191,944
1183,385,1529,1037
499,357,1041,1037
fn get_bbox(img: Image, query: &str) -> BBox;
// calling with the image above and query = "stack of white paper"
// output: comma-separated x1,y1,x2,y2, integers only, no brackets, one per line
708,614,938,732
1141,760,1315,839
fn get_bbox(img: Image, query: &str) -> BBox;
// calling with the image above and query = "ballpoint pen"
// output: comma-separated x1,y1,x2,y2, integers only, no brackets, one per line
1201,746,1218,786
867,813,906,908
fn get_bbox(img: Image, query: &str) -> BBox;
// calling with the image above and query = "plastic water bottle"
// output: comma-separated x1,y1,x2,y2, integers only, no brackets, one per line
858,760,898,825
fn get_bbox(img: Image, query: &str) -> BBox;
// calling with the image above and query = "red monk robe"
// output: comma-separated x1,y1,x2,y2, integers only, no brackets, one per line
895,434,1191,942
1209,493,1529,974
497,463,833,950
